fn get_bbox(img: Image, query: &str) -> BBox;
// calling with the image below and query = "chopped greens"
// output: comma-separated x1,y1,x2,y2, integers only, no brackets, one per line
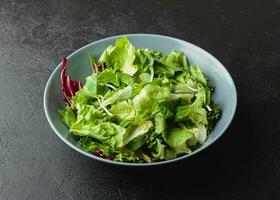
59,37,221,163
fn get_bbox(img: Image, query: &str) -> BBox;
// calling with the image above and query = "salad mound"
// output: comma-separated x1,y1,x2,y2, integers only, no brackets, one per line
59,37,221,163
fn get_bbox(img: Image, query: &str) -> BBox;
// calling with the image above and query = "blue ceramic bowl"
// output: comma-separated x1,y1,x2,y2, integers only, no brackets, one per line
44,34,237,166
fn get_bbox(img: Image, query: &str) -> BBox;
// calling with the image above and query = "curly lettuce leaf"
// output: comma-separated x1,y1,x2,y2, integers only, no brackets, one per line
154,115,166,134
59,106,76,127
99,37,138,76
164,143,192,160
163,127,194,148
134,49,155,82
151,139,165,159
175,87,208,125
80,138,140,162
98,70,119,86
155,50,187,76
189,64,207,87
123,121,153,146
133,83,170,112
110,100,135,122
84,73,98,96
114,149,140,162
173,81,198,94
71,122,126,148
98,86,133,109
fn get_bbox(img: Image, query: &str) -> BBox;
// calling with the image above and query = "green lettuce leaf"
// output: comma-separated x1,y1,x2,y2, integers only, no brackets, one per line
175,87,208,125
84,73,98,96
70,122,126,148
119,73,134,86
154,115,166,134
134,49,155,82
170,93,194,104
123,121,153,146
164,143,192,160
79,137,112,154
163,127,194,148
110,100,135,122
133,83,170,112
98,70,119,86
155,50,187,76
174,81,198,94
126,135,145,151
80,138,140,162
151,139,165,159
114,148,140,162
99,37,138,76
189,65,207,87
101,86,133,107
59,106,76,127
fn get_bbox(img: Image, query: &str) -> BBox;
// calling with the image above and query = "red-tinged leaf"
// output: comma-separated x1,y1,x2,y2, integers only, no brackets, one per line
60,57,82,105
72,80,82,91
94,151,114,160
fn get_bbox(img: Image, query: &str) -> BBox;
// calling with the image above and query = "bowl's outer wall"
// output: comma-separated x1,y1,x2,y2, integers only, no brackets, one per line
44,34,237,166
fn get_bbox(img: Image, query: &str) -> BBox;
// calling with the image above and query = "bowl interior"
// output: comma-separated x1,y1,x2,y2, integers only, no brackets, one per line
44,34,237,166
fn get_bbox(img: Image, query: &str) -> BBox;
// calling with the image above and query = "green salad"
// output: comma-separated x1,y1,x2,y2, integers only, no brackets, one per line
59,36,221,163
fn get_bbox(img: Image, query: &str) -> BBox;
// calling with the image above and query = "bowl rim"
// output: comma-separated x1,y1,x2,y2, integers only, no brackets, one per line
44,33,237,166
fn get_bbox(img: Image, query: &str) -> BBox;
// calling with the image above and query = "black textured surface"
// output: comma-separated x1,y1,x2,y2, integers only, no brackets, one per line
0,0,280,199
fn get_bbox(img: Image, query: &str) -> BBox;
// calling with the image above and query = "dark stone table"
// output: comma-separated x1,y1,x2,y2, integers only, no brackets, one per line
1,0,279,199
